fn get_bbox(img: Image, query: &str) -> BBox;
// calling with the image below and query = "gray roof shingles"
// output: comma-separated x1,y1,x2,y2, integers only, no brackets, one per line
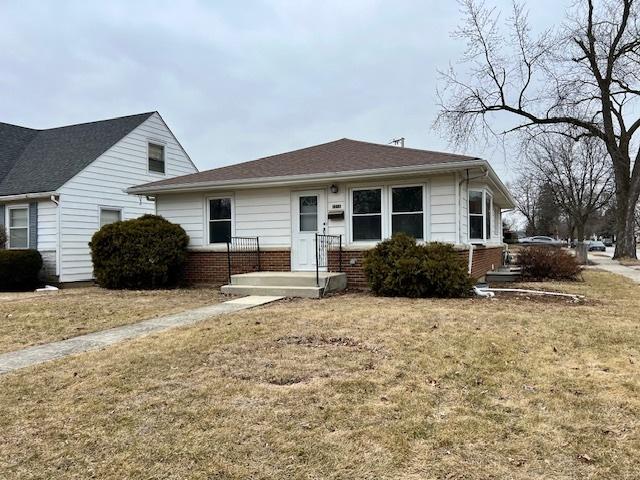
0,112,154,197
133,138,481,191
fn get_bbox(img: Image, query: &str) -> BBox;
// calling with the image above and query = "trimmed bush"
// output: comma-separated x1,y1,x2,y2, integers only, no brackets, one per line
0,249,43,291
0,225,6,249
90,215,189,289
518,246,581,281
363,234,474,298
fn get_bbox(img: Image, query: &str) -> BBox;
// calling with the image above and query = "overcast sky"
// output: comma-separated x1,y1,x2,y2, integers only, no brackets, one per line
1,0,570,180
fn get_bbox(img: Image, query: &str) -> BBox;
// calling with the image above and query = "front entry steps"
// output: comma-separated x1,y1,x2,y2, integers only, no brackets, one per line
485,266,522,284
221,271,347,298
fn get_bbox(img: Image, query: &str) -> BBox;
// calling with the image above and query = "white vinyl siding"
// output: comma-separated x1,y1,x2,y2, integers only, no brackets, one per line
57,112,197,282
156,193,205,247
154,172,507,253
234,189,291,246
429,175,457,243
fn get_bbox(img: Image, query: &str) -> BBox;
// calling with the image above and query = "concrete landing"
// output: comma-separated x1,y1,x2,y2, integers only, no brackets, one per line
221,271,347,298
0,295,283,375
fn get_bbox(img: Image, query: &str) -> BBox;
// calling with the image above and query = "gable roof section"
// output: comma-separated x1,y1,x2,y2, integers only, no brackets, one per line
0,112,155,197
131,138,481,191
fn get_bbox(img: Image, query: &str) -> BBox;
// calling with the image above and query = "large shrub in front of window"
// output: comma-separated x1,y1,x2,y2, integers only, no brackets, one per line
0,249,43,291
90,215,189,289
363,233,474,298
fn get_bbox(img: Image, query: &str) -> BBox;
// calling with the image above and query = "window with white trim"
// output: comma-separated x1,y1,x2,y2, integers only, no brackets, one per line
352,188,382,241
8,206,28,249
148,143,165,174
391,186,424,239
99,208,122,228
469,190,493,241
209,197,232,243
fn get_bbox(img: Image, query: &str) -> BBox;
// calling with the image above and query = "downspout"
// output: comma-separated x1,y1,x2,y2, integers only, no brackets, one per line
50,195,61,280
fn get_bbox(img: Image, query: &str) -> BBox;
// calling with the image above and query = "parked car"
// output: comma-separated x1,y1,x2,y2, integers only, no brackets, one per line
587,240,607,252
603,237,614,247
519,236,565,247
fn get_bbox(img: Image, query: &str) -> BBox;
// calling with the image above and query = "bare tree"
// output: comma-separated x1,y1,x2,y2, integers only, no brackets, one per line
436,0,640,258
510,174,540,234
525,132,614,261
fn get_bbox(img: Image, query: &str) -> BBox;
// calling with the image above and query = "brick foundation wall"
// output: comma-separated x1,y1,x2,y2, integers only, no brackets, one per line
185,246,504,287
184,250,291,285
329,246,504,288
464,246,504,280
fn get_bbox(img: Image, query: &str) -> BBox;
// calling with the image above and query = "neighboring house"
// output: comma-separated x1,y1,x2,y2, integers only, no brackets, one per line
0,112,197,283
128,138,515,287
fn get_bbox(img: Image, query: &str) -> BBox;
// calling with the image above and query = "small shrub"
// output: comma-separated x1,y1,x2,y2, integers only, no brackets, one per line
0,225,6,249
518,246,581,281
0,249,43,291
90,214,189,289
363,234,474,298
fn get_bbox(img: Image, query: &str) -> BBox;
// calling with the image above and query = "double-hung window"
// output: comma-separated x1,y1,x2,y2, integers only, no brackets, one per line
469,190,493,242
209,197,232,243
148,143,166,174
8,206,29,249
352,188,382,241
391,186,424,239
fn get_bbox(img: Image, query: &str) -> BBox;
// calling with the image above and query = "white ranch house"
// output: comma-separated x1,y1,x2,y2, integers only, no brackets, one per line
0,112,197,282
129,138,515,289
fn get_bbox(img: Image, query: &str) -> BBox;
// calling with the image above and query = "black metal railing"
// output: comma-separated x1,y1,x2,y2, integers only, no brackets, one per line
226,236,260,284
315,233,343,287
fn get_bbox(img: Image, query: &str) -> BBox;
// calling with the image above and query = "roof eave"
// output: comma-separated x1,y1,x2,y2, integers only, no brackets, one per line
0,190,58,202
127,160,490,195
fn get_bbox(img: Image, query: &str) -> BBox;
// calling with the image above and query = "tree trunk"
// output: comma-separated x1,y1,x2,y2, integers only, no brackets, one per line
614,201,638,258
610,147,638,260
613,182,639,259
575,223,588,265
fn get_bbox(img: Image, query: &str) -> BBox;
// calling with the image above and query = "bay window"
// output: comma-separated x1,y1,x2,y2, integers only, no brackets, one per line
469,189,493,242
391,186,424,239
209,197,232,243
352,188,382,241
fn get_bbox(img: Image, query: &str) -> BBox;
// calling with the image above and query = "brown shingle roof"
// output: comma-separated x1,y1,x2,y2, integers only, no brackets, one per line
132,138,481,191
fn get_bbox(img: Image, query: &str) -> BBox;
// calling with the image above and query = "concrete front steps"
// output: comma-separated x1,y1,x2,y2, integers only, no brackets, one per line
221,271,347,298
485,266,522,284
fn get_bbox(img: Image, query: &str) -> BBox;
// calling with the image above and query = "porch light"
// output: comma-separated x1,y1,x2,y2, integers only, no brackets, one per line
330,184,339,194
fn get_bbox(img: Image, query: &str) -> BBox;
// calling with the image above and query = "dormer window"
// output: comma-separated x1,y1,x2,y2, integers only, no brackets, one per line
148,143,165,174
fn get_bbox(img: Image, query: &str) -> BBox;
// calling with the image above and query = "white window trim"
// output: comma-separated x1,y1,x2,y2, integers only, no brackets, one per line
389,183,427,241
206,195,234,245
7,204,29,249
349,186,385,244
98,206,123,228
468,189,493,243
147,140,167,176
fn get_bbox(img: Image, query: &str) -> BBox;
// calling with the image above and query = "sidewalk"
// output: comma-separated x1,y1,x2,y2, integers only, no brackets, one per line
0,295,282,375
588,254,640,284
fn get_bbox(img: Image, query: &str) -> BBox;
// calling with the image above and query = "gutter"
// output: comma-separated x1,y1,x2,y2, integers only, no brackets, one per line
0,191,58,202
127,160,490,195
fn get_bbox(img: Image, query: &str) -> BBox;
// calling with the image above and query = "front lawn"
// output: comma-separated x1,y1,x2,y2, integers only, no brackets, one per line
0,287,222,354
0,271,638,479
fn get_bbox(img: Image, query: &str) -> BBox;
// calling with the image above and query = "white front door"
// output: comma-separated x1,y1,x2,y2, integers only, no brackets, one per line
291,190,326,271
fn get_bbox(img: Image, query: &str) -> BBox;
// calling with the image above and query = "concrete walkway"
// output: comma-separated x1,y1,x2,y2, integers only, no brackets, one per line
588,255,640,284
0,295,283,375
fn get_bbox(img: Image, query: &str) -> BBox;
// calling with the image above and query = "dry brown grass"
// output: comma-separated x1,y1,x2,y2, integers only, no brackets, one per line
0,271,639,479
0,287,222,353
